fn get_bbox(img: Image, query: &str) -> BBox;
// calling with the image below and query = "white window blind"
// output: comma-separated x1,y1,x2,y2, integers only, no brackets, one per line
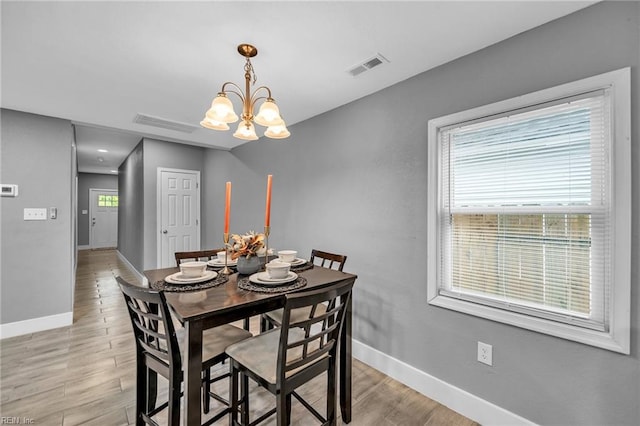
438,91,610,330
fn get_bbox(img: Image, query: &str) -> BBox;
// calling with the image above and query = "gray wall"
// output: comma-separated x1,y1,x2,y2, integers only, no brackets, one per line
77,172,118,246
118,138,206,272
142,138,205,270
1,109,74,324
118,142,144,273
203,3,640,424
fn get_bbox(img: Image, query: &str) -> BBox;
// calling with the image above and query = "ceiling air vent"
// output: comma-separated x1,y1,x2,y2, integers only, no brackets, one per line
133,113,199,133
347,53,389,77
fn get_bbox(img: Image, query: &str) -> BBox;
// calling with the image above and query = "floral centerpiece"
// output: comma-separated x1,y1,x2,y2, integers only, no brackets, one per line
227,231,265,260
226,231,265,274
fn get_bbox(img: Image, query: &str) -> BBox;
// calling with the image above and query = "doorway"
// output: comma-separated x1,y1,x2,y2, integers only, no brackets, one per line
157,168,201,268
89,188,119,249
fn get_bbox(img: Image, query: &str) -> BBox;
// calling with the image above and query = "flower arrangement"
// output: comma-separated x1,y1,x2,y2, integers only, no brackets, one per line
227,231,265,260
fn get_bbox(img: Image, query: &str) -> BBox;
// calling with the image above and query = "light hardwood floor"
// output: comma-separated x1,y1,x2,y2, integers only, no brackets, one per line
0,249,479,426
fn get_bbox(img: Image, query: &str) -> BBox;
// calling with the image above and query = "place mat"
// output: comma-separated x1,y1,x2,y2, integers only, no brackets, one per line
290,261,314,272
207,264,237,272
151,274,229,292
237,276,307,294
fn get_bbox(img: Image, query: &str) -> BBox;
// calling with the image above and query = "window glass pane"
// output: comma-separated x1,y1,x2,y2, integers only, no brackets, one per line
442,93,605,325
451,213,591,317
448,96,601,208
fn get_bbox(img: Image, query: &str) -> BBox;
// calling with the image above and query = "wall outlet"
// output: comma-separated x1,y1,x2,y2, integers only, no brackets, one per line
24,208,47,221
477,341,493,366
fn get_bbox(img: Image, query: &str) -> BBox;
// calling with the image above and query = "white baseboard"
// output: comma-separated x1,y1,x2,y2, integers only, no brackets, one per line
352,339,536,426
116,250,146,285
0,311,73,339
77,245,90,250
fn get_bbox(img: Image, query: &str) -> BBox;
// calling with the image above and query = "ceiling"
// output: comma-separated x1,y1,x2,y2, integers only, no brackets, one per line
1,1,595,174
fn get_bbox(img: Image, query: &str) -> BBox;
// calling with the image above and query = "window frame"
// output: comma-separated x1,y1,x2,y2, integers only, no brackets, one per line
427,68,631,354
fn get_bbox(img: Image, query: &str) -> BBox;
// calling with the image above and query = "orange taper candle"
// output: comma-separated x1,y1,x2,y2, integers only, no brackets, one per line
265,174,273,227
224,181,231,234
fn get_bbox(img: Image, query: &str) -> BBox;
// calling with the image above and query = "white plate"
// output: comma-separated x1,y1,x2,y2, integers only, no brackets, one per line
249,271,298,286
207,258,237,267
273,258,306,266
165,270,217,284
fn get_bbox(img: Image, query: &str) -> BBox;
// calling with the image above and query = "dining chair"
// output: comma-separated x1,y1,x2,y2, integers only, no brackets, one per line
309,249,347,272
117,276,252,426
260,249,347,332
226,279,354,426
174,248,225,266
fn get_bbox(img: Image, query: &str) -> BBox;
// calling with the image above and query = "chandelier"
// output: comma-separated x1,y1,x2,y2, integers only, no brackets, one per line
200,44,290,141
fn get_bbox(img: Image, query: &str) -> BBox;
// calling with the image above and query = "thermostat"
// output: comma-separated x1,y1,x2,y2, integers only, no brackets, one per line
1,184,18,197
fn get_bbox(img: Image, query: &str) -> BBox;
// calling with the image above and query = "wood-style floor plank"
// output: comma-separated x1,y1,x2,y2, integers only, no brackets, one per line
0,249,478,425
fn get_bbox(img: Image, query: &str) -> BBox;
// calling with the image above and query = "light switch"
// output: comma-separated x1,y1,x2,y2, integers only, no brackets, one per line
81,209,88,215
24,208,47,220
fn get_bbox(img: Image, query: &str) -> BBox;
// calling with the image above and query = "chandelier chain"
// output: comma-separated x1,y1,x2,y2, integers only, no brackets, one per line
244,58,257,86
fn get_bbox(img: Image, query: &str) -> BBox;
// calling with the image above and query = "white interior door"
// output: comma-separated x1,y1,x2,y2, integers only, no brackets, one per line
158,168,200,268
89,189,118,249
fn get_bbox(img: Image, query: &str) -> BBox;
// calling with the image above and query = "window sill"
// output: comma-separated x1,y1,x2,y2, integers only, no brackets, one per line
428,293,629,354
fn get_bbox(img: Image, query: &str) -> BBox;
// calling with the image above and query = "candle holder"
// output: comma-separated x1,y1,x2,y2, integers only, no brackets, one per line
221,232,233,275
264,225,270,268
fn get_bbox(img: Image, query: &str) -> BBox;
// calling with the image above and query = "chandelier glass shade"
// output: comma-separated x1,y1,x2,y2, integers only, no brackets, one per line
200,44,290,141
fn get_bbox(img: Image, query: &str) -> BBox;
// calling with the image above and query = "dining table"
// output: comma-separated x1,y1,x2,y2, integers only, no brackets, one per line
143,260,358,426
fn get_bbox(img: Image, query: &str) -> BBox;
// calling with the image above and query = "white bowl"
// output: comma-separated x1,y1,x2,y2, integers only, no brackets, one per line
278,250,297,263
266,261,291,279
179,261,207,278
216,251,228,261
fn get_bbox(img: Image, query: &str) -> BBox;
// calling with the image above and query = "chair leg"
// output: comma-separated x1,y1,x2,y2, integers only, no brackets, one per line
136,360,147,426
241,372,250,426
229,362,239,426
203,368,211,414
168,375,181,426
327,360,337,426
276,391,288,426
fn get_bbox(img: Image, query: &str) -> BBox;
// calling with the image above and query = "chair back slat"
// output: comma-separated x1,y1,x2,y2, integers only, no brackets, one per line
310,249,347,271
174,248,225,267
277,280,353,380
117,277,182,369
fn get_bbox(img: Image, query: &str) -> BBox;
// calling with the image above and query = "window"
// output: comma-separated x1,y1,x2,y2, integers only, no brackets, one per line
98,194,118,207
427,68,631,353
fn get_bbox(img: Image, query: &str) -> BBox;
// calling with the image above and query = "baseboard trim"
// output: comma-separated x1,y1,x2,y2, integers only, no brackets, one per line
0,311,73,339
77,245,90,250
116,250,146,284
352,339,535,426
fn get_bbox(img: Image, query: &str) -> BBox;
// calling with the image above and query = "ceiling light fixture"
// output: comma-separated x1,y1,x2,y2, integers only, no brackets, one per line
200,44,290,141
98,149,108,153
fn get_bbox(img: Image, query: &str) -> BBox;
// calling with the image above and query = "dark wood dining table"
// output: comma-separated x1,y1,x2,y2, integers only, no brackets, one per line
143,263,358,426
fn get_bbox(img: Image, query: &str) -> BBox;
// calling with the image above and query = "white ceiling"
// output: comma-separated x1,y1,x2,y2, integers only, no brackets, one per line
1,1,595,174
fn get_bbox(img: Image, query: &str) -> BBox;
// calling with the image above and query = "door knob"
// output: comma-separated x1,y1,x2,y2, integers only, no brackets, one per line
162,230,168,234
